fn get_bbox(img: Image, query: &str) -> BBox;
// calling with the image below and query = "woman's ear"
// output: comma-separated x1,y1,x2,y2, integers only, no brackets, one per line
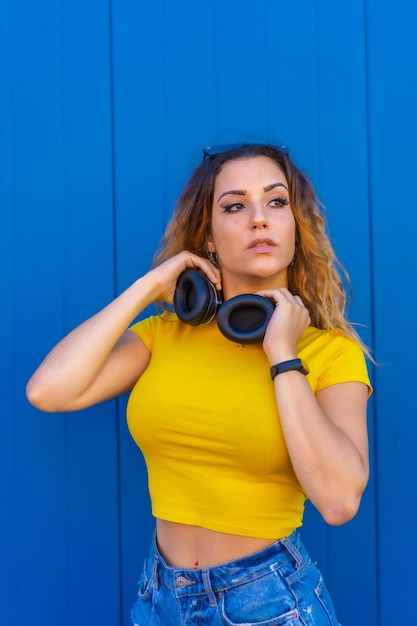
206,238,219,267
207,239,216,253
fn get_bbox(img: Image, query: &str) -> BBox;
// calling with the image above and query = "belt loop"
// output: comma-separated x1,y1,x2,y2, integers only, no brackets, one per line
201,570,217,607
152,554,159,589
281,533,303,569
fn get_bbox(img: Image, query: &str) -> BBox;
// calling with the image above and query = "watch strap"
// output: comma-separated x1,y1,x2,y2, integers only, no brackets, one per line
270,358,309,380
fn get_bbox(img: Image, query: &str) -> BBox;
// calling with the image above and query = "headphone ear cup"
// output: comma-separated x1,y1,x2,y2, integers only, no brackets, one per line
174,269,219,325
216,294,275,344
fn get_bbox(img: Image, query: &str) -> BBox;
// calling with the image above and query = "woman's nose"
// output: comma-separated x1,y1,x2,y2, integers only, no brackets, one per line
250,204,268,229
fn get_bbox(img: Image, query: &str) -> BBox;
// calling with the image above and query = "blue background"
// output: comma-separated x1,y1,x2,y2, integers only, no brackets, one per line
1,1,416,624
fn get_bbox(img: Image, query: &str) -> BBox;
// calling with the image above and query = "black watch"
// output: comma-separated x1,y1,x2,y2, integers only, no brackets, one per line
270,358,309,380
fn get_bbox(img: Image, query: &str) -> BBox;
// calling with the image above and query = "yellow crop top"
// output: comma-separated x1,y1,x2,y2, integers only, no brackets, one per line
126,313,371,539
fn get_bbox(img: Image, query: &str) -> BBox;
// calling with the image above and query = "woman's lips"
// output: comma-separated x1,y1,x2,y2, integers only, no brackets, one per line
248,238,276,252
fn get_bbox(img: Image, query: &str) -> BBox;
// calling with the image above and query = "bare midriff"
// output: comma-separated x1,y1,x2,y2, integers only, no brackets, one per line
156,519,279,569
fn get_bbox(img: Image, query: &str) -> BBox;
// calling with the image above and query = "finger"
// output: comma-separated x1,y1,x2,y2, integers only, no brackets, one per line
197,261,222,289
186,254,222,289
293,294,307,307
257,288,294,304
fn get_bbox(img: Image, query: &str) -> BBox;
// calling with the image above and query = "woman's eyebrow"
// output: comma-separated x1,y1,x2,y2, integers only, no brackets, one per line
264,182,289,192
217,182,288,203
217,189,246,202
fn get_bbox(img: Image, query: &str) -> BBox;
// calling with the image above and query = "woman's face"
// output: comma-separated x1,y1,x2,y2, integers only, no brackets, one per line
208,155,296,297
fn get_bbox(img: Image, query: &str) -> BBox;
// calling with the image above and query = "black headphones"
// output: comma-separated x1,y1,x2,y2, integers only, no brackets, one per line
173,269,275,344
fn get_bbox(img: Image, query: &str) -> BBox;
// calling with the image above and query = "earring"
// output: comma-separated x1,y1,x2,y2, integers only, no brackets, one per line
207,250,218,266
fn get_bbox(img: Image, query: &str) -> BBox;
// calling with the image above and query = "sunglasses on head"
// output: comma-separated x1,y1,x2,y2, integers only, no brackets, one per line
202,143,290,160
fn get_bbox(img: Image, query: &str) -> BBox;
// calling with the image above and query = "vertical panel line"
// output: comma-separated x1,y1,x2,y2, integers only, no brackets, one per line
363,1,381,624
108,1,124,624
313,0,331,581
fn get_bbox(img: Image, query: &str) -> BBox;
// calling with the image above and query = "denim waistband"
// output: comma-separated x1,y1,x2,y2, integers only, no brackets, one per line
148,530,308,604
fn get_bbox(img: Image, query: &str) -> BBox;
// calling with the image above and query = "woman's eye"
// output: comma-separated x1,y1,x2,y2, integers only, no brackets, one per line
223,202,245,213
270,197,290,207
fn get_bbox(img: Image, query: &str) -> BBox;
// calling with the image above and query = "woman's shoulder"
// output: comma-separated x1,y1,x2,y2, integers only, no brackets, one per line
301,326,364,351
130,310,178,331
128,311,179,348
300,326,372,393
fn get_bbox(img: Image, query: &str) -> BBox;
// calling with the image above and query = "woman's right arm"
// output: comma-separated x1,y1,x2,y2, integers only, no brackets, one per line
26,252,221,413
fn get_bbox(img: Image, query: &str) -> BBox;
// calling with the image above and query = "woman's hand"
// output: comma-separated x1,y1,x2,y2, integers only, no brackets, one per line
258,288,310,364
148,251,222,304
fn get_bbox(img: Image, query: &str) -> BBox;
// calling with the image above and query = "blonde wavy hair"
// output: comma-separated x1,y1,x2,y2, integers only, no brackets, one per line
154,144,369,354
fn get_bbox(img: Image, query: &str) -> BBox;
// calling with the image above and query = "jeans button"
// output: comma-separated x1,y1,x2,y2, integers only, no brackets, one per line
176,576,189,588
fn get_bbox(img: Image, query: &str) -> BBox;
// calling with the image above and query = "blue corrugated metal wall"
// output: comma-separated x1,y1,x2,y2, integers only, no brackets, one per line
1,1,416,624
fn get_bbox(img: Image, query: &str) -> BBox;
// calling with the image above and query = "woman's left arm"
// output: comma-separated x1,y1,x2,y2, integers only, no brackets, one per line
260,287,370,526
273,374,369,525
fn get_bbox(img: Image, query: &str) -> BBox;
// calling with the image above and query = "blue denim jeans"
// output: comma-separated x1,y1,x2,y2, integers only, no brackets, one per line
130,530,341,626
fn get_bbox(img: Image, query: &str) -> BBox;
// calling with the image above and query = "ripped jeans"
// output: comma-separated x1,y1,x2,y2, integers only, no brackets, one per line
130,530,341,626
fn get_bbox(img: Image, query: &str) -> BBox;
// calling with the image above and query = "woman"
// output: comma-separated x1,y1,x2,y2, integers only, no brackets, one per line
27,144,372,625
